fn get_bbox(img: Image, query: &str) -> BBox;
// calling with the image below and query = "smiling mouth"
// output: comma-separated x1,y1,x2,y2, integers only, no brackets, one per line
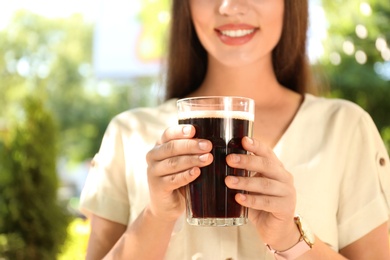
219,29,256,38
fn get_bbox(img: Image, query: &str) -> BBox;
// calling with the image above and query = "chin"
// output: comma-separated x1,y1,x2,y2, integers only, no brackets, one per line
210,50,271,70
218,58,259,69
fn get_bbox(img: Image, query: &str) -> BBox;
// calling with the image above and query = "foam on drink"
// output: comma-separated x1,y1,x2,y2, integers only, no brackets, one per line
178,110,254,122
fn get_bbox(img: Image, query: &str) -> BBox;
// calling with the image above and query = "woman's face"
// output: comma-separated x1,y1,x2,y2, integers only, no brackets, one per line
189,0,284,68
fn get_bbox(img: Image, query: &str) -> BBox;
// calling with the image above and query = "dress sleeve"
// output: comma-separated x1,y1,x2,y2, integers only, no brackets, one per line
79,116,130,225
337,111,390,249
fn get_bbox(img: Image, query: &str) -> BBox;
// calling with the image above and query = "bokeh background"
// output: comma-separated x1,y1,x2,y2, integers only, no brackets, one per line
0,0,389,259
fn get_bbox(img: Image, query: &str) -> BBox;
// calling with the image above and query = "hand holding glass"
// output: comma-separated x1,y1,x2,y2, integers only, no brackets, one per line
177,96,255,227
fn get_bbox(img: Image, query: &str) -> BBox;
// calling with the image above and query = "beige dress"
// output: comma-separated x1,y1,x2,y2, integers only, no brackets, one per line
80,94,390,259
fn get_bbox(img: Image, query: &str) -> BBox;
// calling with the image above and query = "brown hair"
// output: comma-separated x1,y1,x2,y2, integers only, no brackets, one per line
163,0,314,100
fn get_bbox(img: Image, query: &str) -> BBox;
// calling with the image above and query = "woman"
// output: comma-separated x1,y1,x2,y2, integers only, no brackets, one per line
80,0,390,259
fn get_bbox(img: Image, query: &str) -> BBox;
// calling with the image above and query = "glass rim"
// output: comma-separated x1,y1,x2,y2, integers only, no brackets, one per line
177,96,254,104
177,96,255,121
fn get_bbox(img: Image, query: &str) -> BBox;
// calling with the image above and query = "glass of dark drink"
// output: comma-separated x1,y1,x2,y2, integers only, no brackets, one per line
177,96,254,227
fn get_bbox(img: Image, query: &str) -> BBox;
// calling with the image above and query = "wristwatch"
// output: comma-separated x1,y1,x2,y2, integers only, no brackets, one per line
266,215,315,260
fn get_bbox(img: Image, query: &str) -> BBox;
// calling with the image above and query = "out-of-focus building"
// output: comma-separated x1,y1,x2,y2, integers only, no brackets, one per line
93,0,162,80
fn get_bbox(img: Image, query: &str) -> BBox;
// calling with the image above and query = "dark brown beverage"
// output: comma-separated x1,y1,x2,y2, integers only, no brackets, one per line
179,113,253,220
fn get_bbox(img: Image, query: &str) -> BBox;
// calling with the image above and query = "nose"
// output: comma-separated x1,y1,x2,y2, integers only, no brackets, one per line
219,0,249,16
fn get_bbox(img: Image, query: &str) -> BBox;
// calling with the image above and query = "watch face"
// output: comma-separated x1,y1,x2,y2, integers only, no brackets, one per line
296,215,315,246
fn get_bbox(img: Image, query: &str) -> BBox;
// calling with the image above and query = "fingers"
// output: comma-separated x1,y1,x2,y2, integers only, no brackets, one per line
146,124,213,190
226,137,289,182
148,152,212,192
158,125,195,144
225,136,296,214
241,136,283,167
235,193,295,214
225,175,296,213
149,138,212,162
149,125,212,160
152,151,213,177
160,167,202,192
146,125,213,221
225,175,287,196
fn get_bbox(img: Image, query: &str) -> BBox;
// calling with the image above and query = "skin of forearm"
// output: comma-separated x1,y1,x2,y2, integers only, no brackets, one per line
103,207,177,260
297,237,348,260
86,215,127,260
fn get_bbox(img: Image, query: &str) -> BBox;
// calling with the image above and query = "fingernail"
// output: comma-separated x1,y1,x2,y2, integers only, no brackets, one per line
198,141,209,150
199,154,209,162
182,126,191,136
238,193,247,201
189,168,195,176
229,176,239,184
231,154,240,163
245,136,254,145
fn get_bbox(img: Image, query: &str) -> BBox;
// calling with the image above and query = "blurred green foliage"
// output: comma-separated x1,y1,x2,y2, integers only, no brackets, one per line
0,97,70,259
319,0,390,151
0,11,157,164
0,10,157,258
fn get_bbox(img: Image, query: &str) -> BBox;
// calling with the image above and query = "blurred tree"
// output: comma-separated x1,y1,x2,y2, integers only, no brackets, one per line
0,10,159,257
0,97,70,259
319,0,390,150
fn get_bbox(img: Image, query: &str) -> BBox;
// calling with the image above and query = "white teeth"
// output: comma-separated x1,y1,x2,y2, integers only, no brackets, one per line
220,29,255,37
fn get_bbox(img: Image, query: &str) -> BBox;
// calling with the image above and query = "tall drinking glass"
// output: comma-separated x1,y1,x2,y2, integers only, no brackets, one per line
177,96,255,227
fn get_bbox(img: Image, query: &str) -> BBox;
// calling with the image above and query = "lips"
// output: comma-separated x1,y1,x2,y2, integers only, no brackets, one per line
215,24,258,46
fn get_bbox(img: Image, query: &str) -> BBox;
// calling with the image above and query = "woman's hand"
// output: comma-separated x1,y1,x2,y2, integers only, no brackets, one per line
145,125,213,222
225,136,300,251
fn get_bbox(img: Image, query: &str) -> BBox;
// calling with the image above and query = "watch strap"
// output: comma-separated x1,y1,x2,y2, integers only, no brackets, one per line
266,238,311,260
265,215,314,260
